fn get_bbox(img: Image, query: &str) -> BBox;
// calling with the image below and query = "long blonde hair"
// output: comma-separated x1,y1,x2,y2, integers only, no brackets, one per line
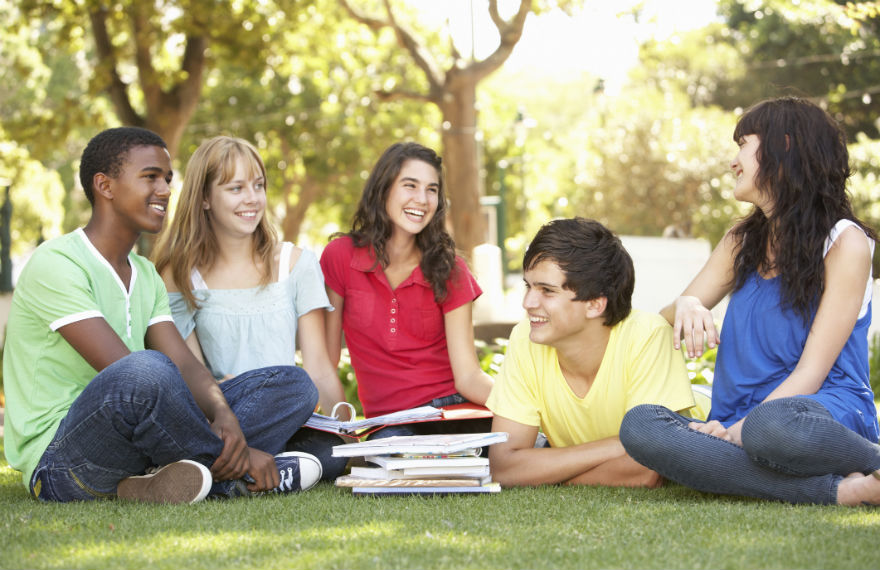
153,136,278,309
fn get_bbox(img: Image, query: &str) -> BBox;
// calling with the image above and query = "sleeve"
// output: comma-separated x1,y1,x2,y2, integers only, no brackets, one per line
319,237,348,297
17,246,103,331
624,319,695,413
167,292,196,339
440,257,483,314
485,321,542,427
145,260,174,326
290,248,333,317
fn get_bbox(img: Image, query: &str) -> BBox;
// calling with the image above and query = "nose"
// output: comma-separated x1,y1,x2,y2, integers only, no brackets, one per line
414,185,428,204
244,184,260,202
522,288,538,310
156,178,171,197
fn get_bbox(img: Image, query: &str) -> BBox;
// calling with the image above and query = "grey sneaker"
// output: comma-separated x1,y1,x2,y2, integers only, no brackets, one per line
117,460,212,504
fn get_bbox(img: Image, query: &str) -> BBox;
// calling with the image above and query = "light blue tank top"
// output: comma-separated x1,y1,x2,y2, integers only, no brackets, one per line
168,243,331,380
709,221,878,441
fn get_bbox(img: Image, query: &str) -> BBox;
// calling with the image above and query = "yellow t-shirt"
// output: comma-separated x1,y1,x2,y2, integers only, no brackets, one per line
487,310,694,448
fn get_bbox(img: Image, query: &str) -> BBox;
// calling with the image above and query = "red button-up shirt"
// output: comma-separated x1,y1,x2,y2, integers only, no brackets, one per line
320,236,482,417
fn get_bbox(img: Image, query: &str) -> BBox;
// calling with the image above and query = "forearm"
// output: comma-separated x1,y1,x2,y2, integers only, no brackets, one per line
176,359,234,423
309,369,348,418
454,369,494,405
565,454,663,488
490,437,626,487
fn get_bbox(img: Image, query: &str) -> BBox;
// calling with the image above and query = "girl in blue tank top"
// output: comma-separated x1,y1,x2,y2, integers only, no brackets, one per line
620,97,880,506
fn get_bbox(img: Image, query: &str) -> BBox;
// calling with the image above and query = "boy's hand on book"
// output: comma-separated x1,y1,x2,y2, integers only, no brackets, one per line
245,448,280,492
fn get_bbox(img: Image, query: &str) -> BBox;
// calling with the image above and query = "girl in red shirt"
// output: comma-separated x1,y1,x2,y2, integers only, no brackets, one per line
320,143,493,435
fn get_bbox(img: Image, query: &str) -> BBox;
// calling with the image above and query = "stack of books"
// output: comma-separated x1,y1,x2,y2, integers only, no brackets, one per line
331,432,508,496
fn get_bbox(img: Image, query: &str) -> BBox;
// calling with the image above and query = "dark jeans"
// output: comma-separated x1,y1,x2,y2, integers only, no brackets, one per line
619,397,880,505
30,350,318,502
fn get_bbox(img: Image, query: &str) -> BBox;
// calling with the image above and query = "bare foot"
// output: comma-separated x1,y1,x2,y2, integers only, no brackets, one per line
837,472,880,506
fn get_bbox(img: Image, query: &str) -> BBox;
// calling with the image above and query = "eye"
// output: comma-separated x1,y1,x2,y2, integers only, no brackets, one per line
427,186,439,194
255,181,266,191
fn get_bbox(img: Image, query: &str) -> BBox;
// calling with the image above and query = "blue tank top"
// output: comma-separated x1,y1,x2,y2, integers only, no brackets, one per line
710,273,878,442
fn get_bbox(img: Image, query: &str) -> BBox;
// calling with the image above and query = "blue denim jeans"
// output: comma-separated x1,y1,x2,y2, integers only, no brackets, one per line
619,397,880,505
29,350,318,502
286,428,350,482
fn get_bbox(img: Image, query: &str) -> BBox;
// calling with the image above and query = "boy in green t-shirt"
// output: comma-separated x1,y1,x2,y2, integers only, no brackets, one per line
487,217,694,487
3,127,322,503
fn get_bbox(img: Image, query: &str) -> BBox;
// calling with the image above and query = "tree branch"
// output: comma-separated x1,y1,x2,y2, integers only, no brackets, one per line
468,0,532,83
88,6,143,126
340,0,443,98
131,2,161,113
374,89,436,104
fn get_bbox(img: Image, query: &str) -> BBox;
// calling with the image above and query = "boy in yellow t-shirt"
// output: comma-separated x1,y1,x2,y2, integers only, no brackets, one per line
487,218,694,487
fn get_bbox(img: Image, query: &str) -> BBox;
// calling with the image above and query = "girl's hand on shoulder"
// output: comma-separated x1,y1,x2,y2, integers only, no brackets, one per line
672,295,720,359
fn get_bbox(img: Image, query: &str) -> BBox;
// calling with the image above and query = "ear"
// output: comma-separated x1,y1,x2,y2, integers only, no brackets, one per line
92,172,114,201
202,199,210,210
584,297,608,320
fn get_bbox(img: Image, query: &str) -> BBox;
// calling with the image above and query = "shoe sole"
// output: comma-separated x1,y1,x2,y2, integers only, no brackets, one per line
117,460,212,504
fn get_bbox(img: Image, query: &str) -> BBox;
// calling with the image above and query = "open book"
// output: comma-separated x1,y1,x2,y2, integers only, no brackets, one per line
304,402,493,437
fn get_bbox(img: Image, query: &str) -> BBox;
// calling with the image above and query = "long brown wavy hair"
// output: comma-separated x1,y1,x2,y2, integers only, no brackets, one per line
153,136,278,309
730,97,876,322
346,142,457,302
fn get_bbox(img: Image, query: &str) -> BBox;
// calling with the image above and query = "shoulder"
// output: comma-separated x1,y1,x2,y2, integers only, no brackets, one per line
826,221,872,259
158,266,179,292
280,241,305,274
614,310,671,341
20,232,86,278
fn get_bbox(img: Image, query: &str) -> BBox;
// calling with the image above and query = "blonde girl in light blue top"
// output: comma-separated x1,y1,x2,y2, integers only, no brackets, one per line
153,136,350,479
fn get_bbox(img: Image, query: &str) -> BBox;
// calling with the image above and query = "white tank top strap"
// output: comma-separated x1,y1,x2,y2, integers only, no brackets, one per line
278,241,293,279
823,219,874,319
190,267,209,290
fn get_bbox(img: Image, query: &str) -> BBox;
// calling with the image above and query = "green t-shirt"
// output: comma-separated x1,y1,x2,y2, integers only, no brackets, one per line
487,310,695,448
2,229,173,488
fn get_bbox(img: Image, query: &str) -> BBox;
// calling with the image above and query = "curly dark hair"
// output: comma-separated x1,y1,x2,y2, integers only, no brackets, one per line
730,97,876,321
79,127,167,205
523,217,634,327
347,142,457,302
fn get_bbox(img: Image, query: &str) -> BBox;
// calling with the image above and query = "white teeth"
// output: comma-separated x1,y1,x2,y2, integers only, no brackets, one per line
404,208,425,217
150,204,165,212
529,316,548,323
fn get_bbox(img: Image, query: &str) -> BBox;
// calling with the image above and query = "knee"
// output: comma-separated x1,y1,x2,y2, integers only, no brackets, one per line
619,404,669,455
273,366,319,410
102,350,183,395
741,398,813,458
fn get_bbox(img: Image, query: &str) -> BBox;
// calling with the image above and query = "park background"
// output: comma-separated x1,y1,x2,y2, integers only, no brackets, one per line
2,1,880,568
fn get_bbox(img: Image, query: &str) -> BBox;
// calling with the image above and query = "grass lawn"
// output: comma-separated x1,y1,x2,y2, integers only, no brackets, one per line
2,438,880,570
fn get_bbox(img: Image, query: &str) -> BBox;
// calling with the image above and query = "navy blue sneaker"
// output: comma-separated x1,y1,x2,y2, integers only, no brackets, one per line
274,451,322,492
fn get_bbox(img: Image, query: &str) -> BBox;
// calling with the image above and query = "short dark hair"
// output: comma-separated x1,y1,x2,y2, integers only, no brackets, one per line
523,217,634,326
79,127,167,205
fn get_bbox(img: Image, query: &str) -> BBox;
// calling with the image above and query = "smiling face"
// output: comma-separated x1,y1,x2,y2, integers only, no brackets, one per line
730,134,771,211
384,159,439,239
521,259,592,348
204,155,267,239
105,144,173,235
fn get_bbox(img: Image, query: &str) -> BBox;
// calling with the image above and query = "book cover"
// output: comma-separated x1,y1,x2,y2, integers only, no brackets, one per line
368,455,489,470
331,432,509,458
351,482,502,496
335,475,490,488
305,403,493,437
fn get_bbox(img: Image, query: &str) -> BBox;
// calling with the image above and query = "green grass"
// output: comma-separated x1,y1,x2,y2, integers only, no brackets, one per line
2,439,880,569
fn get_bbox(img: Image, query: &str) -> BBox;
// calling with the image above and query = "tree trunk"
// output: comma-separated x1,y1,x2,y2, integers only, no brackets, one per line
440,72,484,260
0,186,13,293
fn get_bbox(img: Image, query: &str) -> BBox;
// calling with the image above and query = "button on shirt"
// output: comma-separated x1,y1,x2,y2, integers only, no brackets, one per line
320,236,482,417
